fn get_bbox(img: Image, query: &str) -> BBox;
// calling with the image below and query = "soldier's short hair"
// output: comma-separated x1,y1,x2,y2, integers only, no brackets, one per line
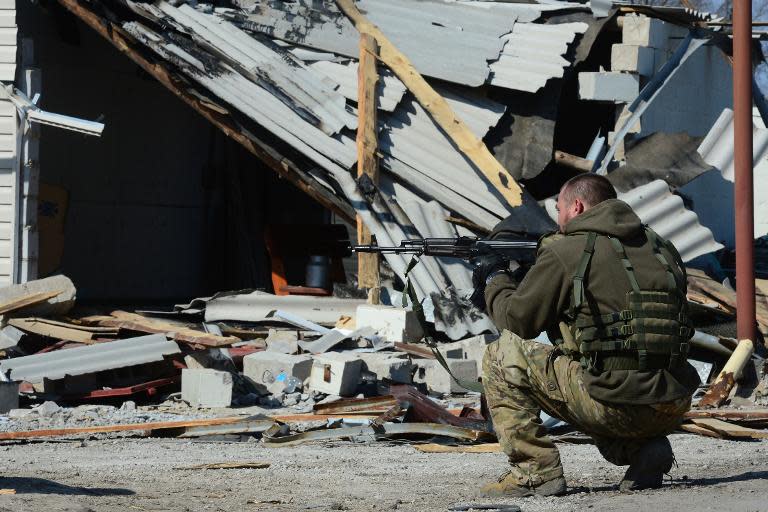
561,174,617,208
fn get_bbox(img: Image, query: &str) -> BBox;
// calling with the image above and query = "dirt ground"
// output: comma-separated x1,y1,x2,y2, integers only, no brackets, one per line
0,433,764,512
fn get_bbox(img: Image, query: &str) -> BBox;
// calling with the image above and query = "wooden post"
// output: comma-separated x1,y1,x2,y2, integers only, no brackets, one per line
356,33,381,303
335,0,523,208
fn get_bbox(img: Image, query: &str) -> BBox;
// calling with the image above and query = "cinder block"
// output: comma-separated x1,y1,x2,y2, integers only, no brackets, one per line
243,352,313,395
309,352,363,396
265,329,299,354
355,305,424,342
181,369,232,408
414,359,478,394
438,333,497,375
621,14,687,49
579,72,639,103
611,44,655,76
356,353,415,384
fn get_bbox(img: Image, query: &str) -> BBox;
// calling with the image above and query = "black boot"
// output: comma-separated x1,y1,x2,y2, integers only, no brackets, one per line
619,437,674,492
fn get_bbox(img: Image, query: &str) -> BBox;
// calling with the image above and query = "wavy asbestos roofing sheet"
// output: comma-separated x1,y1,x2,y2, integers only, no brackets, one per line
0,335,181,383
618,180,724,262
697,108,768,182
155,2,356,136
229,0,514,87
379,89,511,229
489,22,589,93
307,60,407,112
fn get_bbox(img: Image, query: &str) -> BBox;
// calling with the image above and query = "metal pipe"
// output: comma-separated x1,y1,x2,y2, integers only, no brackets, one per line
733,0,757,343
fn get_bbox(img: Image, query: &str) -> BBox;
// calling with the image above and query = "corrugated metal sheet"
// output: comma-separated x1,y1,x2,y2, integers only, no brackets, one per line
0,334,181,383
307,60,407,112
229,0,513,87
379,89,511,228
489,22,589,93
697,108,768,182
543,180,723,262
619,180,724,261
155,2,356,136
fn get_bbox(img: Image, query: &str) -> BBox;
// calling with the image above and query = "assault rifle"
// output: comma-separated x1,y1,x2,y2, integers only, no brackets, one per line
351,236,539,262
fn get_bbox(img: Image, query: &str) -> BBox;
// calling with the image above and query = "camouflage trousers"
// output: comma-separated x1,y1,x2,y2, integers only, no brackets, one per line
482,331,691,486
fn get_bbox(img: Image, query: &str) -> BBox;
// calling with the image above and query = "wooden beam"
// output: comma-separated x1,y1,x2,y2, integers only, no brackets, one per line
554,150,594,173
96,311,239,348
335,0,522,208
0,290,62,316
55,0,355,225
356,33,381,299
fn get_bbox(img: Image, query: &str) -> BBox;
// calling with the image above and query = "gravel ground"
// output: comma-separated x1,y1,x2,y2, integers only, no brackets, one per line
0,433,764,512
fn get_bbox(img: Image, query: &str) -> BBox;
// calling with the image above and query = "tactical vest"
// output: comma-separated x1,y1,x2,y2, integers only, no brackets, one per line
567,228,692,372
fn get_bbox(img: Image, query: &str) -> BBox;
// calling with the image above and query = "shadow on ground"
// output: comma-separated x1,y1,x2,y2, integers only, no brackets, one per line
0,477,134,496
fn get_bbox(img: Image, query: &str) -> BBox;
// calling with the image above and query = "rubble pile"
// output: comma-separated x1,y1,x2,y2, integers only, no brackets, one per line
0,268,761,446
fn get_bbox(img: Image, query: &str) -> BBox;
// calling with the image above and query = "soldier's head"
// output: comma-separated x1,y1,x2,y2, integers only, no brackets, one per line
556,174,617,230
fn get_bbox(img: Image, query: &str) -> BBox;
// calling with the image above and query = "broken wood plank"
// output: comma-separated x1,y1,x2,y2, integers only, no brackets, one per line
679,423,724,438
0,416,254,441
685,409,768,422
8,318,97,344
314,395,398,415
29,317,119,334
394,342,436,359
97,311,238,348
554,150,593,173
174,461,270,470
0,290,62,316
698,338,754,408
335,0,523,208
356,32,381,296
689,417,768,439
413,443,501,454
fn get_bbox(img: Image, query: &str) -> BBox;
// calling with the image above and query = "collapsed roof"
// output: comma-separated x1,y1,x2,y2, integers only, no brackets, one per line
51,0,728,339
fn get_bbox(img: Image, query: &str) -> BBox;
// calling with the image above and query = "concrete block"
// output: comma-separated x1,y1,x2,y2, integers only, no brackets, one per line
181,369,233,408
414,359,478,394
309,352,363,396
438,334,497,376
615,104,641,134
356,353,415,384
355,305,424,342
243,352,313,395
0,382,18,413
621,15,665,48
579,72,639,103
265,329,299,354
611,44,654,76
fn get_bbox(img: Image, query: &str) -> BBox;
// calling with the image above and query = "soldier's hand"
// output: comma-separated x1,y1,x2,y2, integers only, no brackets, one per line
469,249,508,311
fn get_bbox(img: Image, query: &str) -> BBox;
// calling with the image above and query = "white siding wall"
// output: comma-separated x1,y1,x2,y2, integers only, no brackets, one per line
0,0,17,285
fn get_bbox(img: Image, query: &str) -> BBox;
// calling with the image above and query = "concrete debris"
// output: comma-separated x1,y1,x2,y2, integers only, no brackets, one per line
181,369,233,408
243,352,313,395
355,305,424,343
308,352,363,397
414,359,479,395
265,329,300,355
0,275,76,318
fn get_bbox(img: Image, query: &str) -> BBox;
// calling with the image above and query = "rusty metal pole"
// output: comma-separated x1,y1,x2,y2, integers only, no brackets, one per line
699,0,758,408
734,0,756,343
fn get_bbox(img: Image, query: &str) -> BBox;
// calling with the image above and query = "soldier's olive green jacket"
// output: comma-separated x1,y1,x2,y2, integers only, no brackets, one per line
485,199,700,405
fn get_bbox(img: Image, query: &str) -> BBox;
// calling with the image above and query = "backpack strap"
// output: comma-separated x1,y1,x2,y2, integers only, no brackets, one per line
570,232,597,318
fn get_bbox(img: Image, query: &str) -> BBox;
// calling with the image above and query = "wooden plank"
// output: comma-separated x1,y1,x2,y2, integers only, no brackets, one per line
335,0,522,208
174,461,270,470
27,317,119,334
8,318,96,343
679,423,724,438
96,311,238,348
356,33,381,295
0,290,62,315
0,416,253,440
413,443,501,453
689,418,768,439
